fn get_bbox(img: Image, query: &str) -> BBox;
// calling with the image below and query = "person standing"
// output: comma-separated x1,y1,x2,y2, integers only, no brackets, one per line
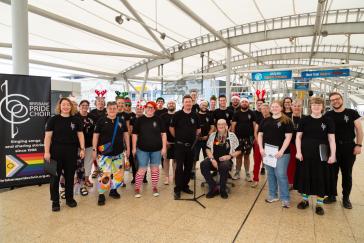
170,95,201,199
213,95,234,128
283,97,293,117
92,102,130,206
161,100,177,185
202,119,241,199
324,92,363,209
209,95,217,112
44,97,85,212
76,100,95,191
195,100,214,162
294,97,336,215
258,100,293,208
132,101,167,197
155,97,168,117
228,95,241,114
190,90,200,113
253,99,265,177
231,98,257,182
252,103,270,187
287,100,304,189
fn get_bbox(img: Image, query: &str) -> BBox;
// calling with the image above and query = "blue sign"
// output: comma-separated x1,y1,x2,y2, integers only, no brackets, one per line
301,69,350,78
251,70,292,81
293,77,310,90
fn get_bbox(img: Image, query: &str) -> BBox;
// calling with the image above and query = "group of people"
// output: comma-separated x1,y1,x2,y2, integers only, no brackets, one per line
44,89,362,216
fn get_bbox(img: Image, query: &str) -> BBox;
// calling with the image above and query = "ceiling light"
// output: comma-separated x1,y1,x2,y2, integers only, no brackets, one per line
321,30,328,37
160,33,166,40
115,15,123,25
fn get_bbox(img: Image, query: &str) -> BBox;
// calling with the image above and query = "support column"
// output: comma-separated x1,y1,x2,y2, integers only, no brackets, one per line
226,46,231,101
11,0,29,75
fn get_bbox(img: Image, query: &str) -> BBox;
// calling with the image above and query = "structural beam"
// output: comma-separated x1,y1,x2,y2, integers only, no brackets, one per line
120,0,170,56
0,43,160,59
309,0,327,65
0,0,168,58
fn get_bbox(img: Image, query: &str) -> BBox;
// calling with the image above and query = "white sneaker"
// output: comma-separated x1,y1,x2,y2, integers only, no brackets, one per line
134,189,141,198
153,188,159,197
265,197,279,203
282,201,290,208
232,171,240,180
245,173,252,182
251,181,258,188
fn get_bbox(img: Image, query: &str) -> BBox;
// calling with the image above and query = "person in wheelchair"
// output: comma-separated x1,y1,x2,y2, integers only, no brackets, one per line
201,119,241,199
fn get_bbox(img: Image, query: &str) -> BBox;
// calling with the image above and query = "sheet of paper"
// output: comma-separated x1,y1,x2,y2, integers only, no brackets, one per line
263,143,279,168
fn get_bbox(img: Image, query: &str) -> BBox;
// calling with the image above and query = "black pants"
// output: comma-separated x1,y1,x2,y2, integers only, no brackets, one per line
201,159,231,193
50,144,78,202
194,140,207,162
174,144,194,193
327,143,356,199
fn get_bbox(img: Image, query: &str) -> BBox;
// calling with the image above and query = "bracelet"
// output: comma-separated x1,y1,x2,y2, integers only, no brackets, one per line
355,144,362,147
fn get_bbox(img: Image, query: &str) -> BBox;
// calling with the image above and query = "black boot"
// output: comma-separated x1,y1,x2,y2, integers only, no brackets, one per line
109,189,121,199
52,201,60,212
66,199,77,208
323,196,336,204
98,194,106,206
343,197,352,209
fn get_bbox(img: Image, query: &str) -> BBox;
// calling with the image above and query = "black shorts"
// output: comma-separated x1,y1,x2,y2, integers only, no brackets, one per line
167,144,175,160
239,137,254,155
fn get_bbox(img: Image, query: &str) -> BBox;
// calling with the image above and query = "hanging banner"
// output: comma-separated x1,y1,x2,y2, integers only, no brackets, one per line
301,69,350,78
0,74,51,188
251,70,292,81
293,77,310,90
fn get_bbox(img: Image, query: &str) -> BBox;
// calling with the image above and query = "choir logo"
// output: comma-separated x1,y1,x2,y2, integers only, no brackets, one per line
153,121,157,128
321,123,327,131
344,115,349,123
70,122,76,131
248,114,251,120
191,118,195,124
206,117,209,122
277,122,281,128
0,80,30,139
226,113,229,118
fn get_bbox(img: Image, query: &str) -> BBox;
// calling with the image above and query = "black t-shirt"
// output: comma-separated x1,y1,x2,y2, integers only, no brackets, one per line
228,105,240,115
171,110,200,144
259,117,293,154
232,109,257,138
89,108,106,123
45,115,82,146
298,115,335,144
213,108,234,127
117,111,130,123
94,117,127,156
155,108,168,117
127,112,136,127
160,112,174,142
254,110,264,125
213,135,231,160
75,113,95,148
325,109,360,142
291,115,304,144
197,112,214,137
192,104,200,113
283,111,293,117
132,116,166,152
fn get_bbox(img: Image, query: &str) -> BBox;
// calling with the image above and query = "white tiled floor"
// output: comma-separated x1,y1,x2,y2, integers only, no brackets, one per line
1,152,363,243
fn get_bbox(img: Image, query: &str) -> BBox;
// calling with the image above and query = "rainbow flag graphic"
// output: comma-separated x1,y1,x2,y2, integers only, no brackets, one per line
16,153,45,177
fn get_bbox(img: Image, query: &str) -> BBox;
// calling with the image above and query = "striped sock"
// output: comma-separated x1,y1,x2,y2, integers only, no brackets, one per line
151,167,160,189
302,193,309,201
317,197,324,206
135,169,145,191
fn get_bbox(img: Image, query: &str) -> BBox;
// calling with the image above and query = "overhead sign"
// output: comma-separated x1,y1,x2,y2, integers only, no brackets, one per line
0,74,51,188
293,77,310,91
301,69,350,78
251,70,292,81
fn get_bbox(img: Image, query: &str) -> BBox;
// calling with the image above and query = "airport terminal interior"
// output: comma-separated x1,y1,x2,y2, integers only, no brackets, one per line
1,0,364,242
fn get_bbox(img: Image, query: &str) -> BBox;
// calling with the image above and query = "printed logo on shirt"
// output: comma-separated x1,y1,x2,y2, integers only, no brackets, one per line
277,122,281,128
206,117,209,122
153,121,157,128
191,118,195,124
70,122,75,131
248,114,251,120
121,115,125,120
118,122,122,128
225,113,229,118
344,115,349,123
321,123,326,131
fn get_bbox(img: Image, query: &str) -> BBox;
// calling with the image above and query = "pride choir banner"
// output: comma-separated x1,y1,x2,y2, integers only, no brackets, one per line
0,74,51,188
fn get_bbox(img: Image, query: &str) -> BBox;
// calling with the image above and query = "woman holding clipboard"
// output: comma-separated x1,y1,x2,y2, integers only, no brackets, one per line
258,100,293,208
294,97,336,215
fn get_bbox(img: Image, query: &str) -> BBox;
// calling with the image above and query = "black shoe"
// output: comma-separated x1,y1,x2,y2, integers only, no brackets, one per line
66,199,77,208
220,190,228,199
98,194,106,206
122,183,126,188
182,188,193,194
131,178,135,184
174,191,181,200
323,196,336,204
343,199,353,209
52,201,60,212
260,168,265,175
315,206,325,215
206,189,219,199
297,200,309,209
109,189,121,199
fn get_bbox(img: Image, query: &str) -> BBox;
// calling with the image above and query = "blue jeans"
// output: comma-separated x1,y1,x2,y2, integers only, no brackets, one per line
265,154,290,202
136,149,161,168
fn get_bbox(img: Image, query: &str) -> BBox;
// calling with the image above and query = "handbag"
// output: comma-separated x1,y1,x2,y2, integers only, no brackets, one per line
44,159,58,176
98,117,119,155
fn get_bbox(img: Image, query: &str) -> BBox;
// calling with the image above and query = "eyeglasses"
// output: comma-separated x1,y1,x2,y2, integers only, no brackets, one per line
125,104,131,107
146,106,154,110
329,97,341,102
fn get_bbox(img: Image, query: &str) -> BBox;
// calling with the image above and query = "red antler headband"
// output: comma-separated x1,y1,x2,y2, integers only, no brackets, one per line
95,89,107,98
255,89,266,100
